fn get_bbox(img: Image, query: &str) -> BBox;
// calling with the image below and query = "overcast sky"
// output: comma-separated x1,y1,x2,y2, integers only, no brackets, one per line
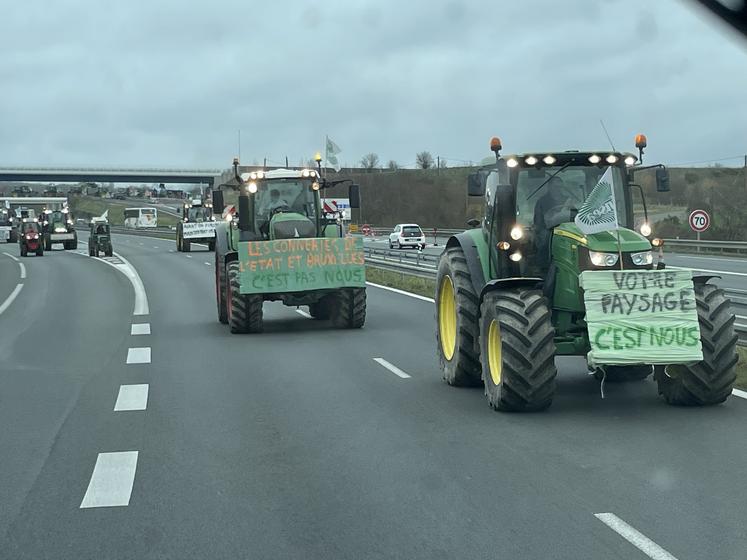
1,0,746,170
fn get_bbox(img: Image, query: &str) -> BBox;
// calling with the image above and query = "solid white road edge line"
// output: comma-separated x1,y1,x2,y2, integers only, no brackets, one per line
733,388,747,400
114,384,149,411
594,513,678,560
0,283,24,316
366,281,435,303
295,309,312,319
126,347,151,364
130,323,151,335
90,251,149,316
373,358,412,379
80,451,139,508
18,262,26,279
2,251,20,262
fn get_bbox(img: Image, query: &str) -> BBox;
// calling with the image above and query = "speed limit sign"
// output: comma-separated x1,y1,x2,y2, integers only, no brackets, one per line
689,209,710,233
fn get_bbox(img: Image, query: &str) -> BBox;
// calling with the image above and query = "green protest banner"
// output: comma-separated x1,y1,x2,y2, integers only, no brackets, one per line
579,269,703,365
238,237,365,294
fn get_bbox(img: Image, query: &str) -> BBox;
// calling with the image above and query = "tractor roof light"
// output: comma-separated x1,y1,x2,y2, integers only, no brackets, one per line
311,181,321,191
497,241,511,251
525,156,539,166
314,152,322,163
542,155,557,165
506,157,519,168
256,171,265,179
510,225,523,240
605,154,619,164
249,172,258,180
635,134,647,148
640,222,652,237
588,154,601,164
624,155,637,166
301,169,310,177
309,170,317,177
247,182,258,194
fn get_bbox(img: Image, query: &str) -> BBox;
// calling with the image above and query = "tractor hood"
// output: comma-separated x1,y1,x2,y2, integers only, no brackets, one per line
555,223,651,253
269,212,316,240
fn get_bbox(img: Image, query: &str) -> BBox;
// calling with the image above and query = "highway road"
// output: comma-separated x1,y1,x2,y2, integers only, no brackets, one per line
1,233,746,559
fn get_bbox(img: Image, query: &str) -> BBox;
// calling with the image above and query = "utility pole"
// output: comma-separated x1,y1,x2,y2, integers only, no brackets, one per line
437,156,440,174
238,130,241,162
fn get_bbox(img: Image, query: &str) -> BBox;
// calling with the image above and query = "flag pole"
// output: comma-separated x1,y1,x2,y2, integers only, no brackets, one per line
616,229,624,271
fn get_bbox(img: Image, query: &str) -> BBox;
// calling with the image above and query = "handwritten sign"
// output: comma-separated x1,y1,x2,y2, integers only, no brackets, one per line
182,222,216,239
579,269,703,366
238,237,365,294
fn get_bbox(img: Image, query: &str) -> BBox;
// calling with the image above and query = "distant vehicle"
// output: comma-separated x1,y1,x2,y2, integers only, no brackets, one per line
40,208,77,250
1,208,12,243
18,221,43,257
88,222,112,257
388,223,426,250
124,207,158,228
113,193,127,200
176,197,216,252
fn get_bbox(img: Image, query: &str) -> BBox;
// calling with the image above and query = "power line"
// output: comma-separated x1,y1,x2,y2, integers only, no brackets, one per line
668,155,745,166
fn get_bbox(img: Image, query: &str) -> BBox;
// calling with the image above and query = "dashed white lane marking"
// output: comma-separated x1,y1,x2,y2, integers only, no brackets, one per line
139,242,144,246
0,283,24,316
18,262,26,279
130,323,151,335
594,513,678,560
126,347,151,364
295,309,312,319
204,262,211,265
733,388,747,400
80,451,139,508
153,246,159,249
373,358,411,379
114,384,149,411
185,255,192,259
169,249,175,253
366,281,435,303
2,251,19,262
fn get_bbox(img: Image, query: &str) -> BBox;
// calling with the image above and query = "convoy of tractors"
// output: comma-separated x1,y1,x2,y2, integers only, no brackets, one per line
4,136,738,412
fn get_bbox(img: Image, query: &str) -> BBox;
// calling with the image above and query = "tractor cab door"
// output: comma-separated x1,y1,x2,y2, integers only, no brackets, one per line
483,162,515,279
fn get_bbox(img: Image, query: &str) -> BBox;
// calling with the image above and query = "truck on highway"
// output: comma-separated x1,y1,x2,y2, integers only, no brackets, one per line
176,197,216,252
41,207,78,250
1,206,13,242
213,158,365,333
436,135,737,411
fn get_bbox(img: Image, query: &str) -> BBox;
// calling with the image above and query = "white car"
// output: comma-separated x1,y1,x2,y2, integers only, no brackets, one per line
389,223,426,250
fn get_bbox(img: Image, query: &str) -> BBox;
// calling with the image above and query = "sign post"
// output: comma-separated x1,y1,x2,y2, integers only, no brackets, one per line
688,209,710,253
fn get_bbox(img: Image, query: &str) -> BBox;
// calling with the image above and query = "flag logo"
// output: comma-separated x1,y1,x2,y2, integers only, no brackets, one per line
574,167,620,235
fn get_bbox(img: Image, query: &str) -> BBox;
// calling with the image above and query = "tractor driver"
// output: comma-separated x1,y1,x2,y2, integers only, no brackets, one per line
259,189,289,237
533,176,573,272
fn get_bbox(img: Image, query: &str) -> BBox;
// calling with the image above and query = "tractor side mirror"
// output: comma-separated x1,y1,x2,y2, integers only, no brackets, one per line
466,218,481,228
211,190,225,214
348,184,360,208
467,172,485,197
655,167,670,192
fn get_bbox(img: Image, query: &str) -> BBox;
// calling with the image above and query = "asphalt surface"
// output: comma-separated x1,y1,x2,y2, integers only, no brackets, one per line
1,234,746,559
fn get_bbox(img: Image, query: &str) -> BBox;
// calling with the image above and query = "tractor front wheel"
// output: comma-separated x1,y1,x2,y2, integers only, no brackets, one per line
227,261,263,333
329,288,366,328
479,288,557,412
435,246,482,386
655,282,737,406
215,253,228,324
182,238,191,252
309,298,332,320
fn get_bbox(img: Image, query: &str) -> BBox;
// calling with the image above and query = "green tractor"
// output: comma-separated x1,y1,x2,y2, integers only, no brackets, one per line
88,221,113,257
436,136,737,412
213,157,366,334
176,197,216,252
41,208,77,250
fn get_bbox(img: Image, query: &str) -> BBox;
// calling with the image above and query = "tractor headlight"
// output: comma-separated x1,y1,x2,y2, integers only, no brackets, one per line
639,222,652,237
509,251,522,262
506,158,519,168
247,182,258,194
589,251,619,267
631,250,653,266
54,226,67,233
509,225,523,240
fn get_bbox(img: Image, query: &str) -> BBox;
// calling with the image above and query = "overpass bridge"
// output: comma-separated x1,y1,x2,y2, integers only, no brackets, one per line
0,166,223,186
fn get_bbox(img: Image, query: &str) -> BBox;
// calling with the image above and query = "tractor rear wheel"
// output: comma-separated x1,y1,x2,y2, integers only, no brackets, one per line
215,252,228,324
329,288,366,329
45,238,52,251
105,248,113,257
208,240,216,251
36,248,43,257
479,288,557,412
20,246,27,257
227,261,263,333
176,233,182,252
655,282,737,406
435,246,482,386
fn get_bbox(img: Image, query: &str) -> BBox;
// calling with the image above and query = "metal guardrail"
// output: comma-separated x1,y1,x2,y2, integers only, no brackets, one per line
662,238,747,255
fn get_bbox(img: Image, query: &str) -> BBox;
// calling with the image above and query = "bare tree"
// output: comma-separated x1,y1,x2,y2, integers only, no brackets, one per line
438,157,448,169
387,160,399,170
416,151,434,169
360,153,380,171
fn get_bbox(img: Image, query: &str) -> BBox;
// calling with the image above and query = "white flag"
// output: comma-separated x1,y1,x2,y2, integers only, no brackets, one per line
326,136,342,172
574,167,620,235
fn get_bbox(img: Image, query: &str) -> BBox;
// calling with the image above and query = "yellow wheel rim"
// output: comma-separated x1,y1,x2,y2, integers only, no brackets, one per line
488,319,502,385
438,275,457,360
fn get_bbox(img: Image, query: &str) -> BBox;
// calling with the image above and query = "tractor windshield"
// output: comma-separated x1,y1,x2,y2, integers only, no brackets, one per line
187,206,212,222
255,180,316,223
515,165,629,230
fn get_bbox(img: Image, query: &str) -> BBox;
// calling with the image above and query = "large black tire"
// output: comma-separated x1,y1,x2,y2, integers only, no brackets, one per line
20,246,27,257
594,365,653,383
226,261,263,333
183,238,191,252
479,288,557,412
45,238,52,251
655,282,737,406
89,244,95,256
176,233,182,252
105,249,113,257
329,288,366,329
215,252,228,324
36,248,43,257
435,246,482,386
208,240,216,251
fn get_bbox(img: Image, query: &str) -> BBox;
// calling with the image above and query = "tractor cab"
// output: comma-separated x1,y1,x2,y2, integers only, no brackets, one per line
88,220,112,257
183,198,214,223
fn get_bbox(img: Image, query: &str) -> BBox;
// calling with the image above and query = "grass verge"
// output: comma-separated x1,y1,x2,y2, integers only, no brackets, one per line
737,346,747,391
365,266,435,299
69,196,178,227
